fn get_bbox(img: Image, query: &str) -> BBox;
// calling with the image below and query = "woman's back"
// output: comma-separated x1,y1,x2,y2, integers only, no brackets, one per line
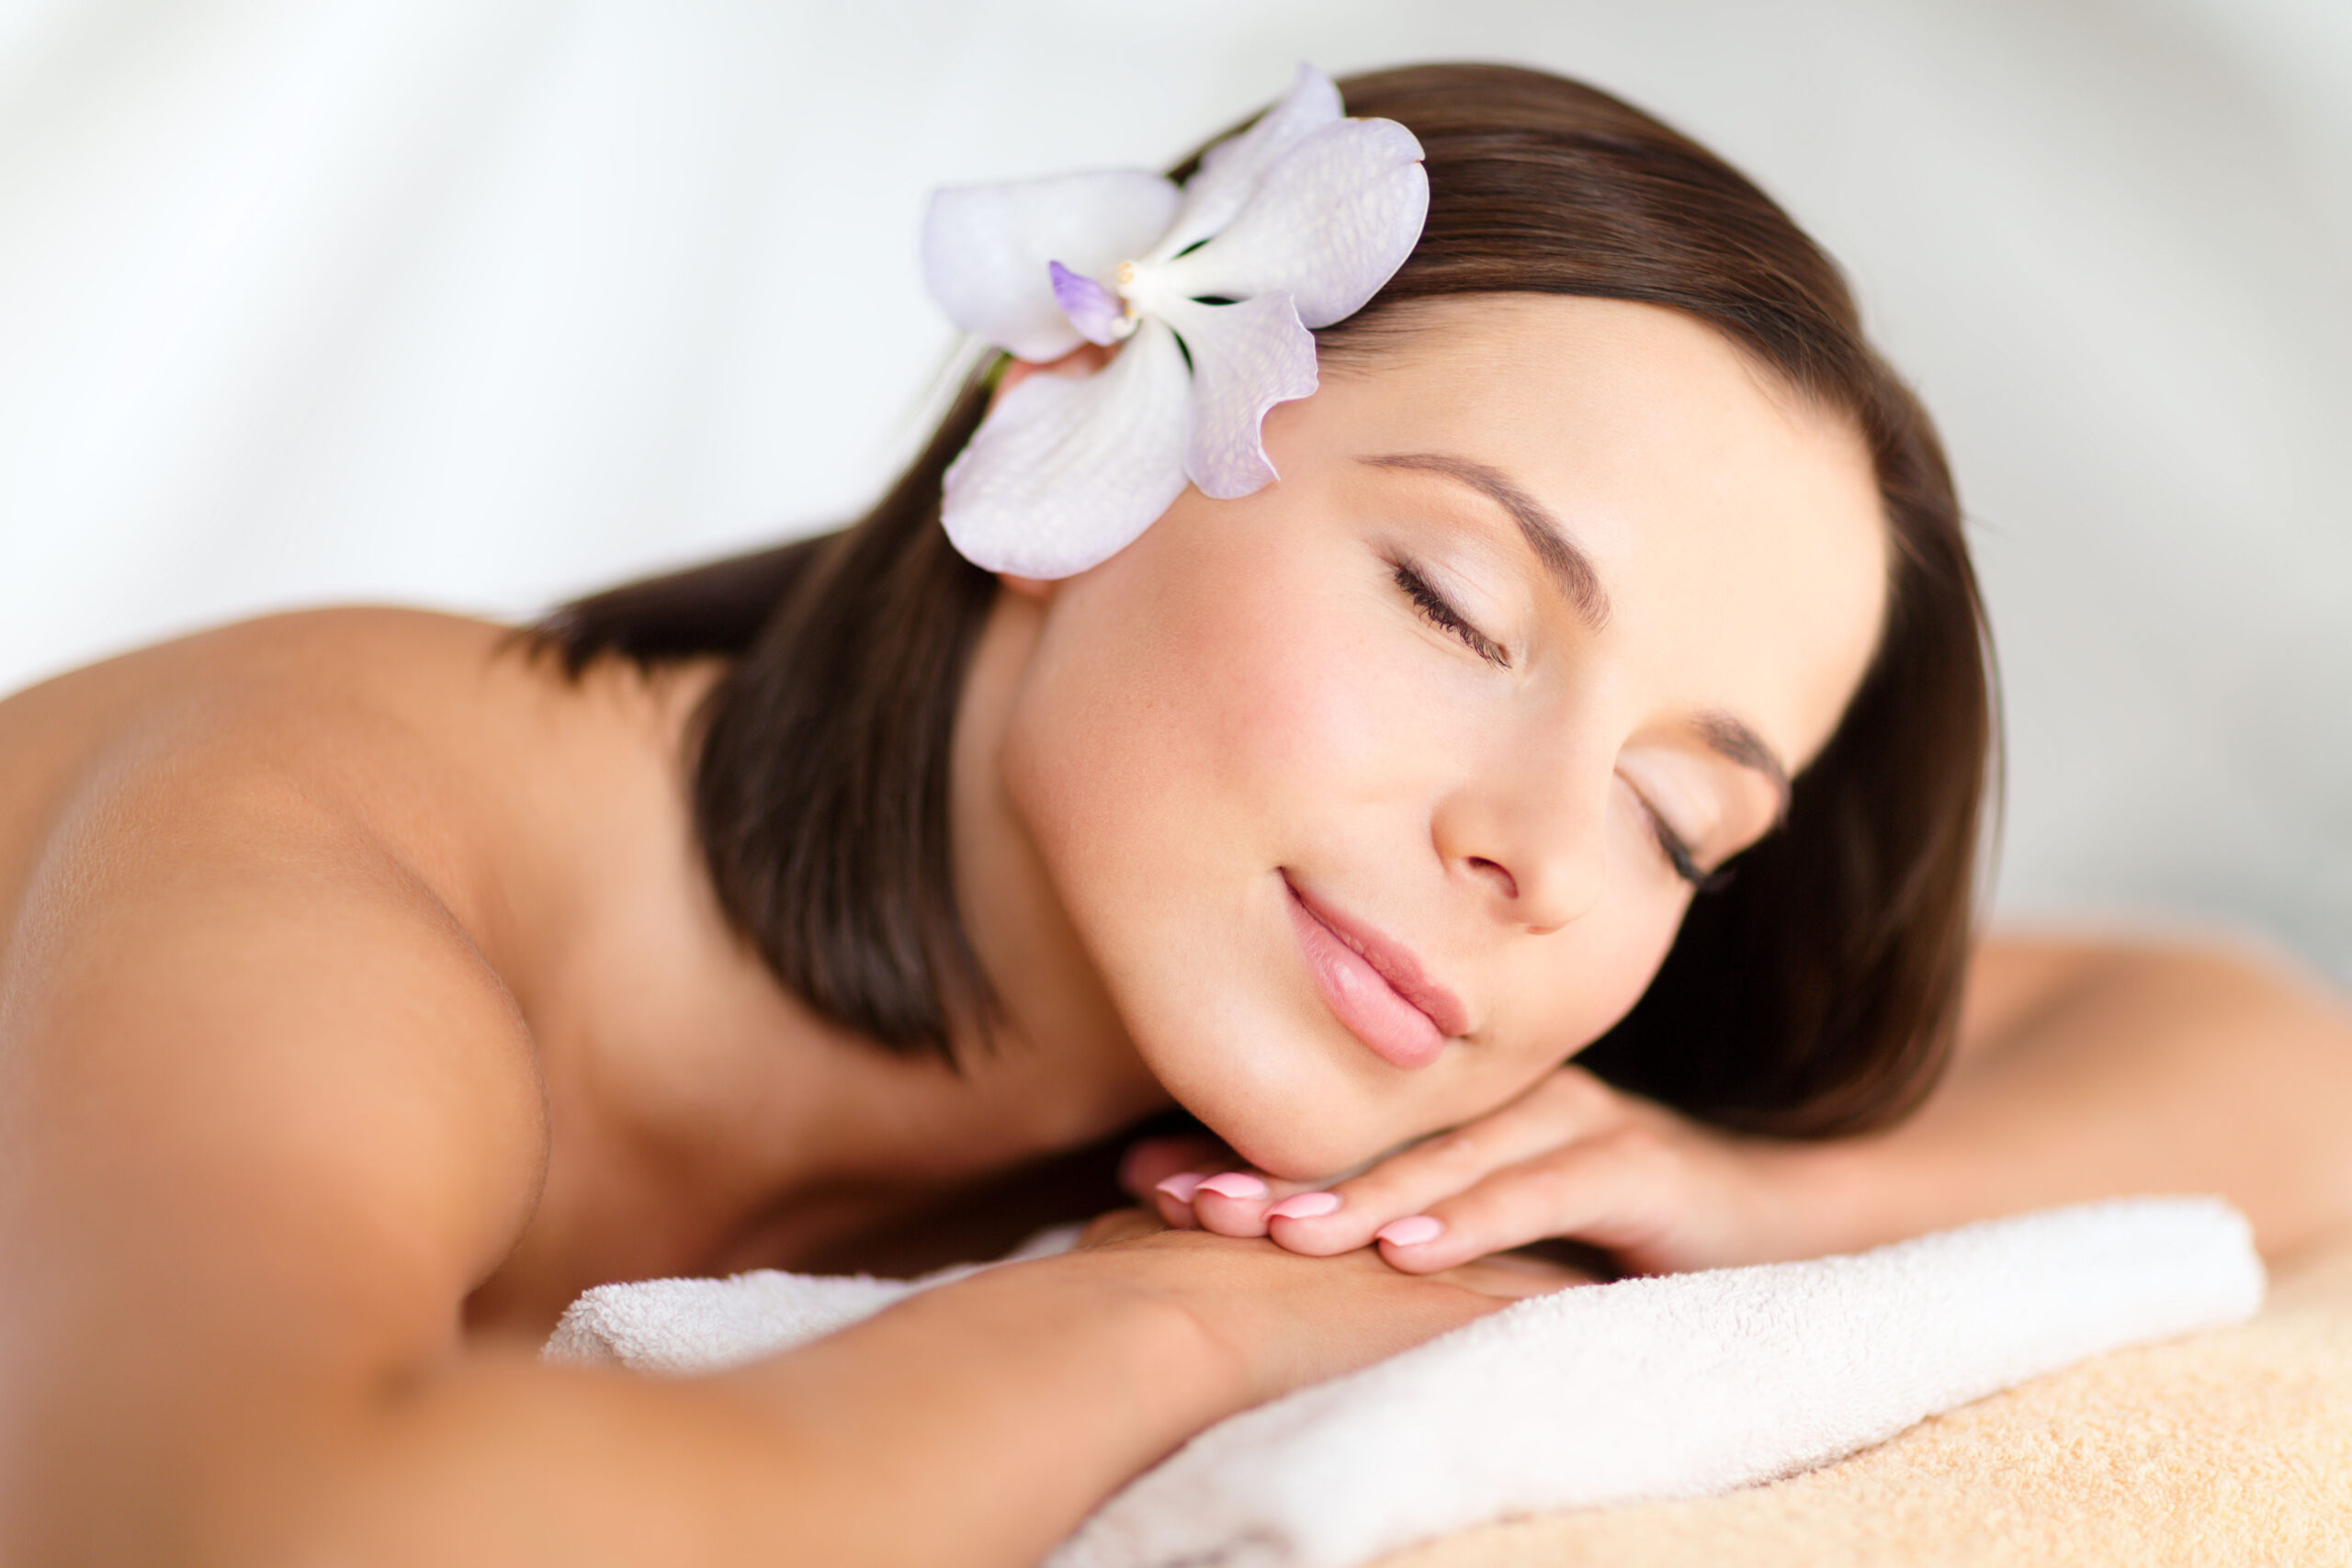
0,608,1191,1342
0,612,575,1328
0,611,834,1325
0,608,524,893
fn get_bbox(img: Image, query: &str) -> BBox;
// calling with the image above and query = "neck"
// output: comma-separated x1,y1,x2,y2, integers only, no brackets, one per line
491,642,1163,1305
948,584,1163,1128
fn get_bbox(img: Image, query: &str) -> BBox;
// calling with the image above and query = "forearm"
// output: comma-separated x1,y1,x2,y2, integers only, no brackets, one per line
711,1258,1239,1565
53,1261,1236,1568
1796,941,2352,1259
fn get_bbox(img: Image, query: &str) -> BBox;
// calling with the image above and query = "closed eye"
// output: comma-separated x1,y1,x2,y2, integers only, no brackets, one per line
1630,787,1734,893
1639,794,1705,887
1391,559,1508,668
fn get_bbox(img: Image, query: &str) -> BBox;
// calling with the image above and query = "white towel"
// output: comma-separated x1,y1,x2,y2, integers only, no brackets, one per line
543,1221,1086,1375
545,1197,2262,1568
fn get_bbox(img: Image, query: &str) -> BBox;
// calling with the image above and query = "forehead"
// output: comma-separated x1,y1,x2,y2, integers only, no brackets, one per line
1308,295,1891,769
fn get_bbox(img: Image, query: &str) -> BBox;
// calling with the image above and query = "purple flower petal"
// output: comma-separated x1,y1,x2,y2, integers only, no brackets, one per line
1148,63,1344,264
941,319,1193,577
922,171,1178,361
1158,293,1318,499
925,63,1432,579
1158,118,1428,329
1048,261,1128,346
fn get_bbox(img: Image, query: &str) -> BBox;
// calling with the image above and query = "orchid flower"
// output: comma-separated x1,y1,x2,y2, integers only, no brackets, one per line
920,65,1429,578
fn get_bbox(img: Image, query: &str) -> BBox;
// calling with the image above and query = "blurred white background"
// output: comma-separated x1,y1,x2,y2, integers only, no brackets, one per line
0,0,2345,978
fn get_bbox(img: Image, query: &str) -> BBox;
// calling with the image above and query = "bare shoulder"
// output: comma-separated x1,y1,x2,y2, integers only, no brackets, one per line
0,610,572,1413
1,607,512,816
1,607,586,936
1960,925,2346,1060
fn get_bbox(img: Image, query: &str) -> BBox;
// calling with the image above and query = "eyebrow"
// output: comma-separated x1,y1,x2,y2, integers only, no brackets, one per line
1363,450,1791,814
1362,451,1611,629
1695,710,1792,820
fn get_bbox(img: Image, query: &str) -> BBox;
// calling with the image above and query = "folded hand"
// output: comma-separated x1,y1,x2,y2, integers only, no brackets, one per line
1125,1066,1823,1277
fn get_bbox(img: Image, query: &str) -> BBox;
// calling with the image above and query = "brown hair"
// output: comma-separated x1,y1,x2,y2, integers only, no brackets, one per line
537,62,1995,1137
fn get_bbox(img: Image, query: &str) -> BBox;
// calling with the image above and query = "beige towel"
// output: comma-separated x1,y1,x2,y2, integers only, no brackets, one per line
1385,1227,2352,1567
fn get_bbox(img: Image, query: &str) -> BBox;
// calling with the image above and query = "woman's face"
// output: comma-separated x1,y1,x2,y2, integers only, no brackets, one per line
970,295,1890,1179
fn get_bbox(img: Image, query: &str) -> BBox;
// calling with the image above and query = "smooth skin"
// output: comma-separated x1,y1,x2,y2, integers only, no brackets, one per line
3,298,2349,1564
970,298,1883,1182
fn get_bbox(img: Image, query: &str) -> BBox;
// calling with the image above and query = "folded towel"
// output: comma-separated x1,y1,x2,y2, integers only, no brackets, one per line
545,1198,2262,1568
544,1222,1084,1374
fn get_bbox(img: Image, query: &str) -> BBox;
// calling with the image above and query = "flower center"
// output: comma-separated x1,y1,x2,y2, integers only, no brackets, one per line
1047,259,1136,346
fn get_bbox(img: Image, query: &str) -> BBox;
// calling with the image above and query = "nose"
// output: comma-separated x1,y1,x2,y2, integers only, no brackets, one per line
1430,739,1612,934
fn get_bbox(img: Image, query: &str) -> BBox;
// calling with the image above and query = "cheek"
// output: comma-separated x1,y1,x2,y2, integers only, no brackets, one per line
990,496,1695,1173
1007,515,1436,869
1482,867,1690,1094
991,510,1483,1172
1563,899,1685,1048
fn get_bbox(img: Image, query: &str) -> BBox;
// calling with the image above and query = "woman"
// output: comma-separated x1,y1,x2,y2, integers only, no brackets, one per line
2,62,2346,1565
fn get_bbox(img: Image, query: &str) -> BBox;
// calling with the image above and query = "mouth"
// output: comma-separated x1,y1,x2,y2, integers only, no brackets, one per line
1281,872,1468,1070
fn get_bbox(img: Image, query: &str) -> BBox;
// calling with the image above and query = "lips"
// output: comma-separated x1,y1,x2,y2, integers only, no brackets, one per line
1282,873,1468,1070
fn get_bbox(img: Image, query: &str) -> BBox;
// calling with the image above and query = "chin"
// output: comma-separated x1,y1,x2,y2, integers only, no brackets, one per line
1204,1111,1381,1185
1109,902,1484,1179
1131,1011,1400,1181
1214,1114,1374,1183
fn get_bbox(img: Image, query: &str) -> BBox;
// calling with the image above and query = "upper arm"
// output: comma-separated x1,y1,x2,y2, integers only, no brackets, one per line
0,753,547,1535
1956,928,2346,1067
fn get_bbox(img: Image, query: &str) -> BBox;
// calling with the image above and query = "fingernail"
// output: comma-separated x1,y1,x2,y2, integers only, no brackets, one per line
1266,1191,1343,1221
1155,1172,1207,1202
1195,1172,1270,1201
1376,1215,1445,1247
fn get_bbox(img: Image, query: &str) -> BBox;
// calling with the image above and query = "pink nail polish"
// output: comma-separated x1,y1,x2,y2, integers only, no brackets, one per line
1195,1172,1271,1201
1266,1190,1343,1221
1155,1172,1207,1202
1376,1215,1444,1247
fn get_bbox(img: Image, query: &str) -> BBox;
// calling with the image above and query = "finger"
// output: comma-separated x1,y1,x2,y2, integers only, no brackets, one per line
1373,1127,1683,1275
1190,1169,1324,1238
1118,1134,1231,1201
1148,1168,1303,1231
1128,1137,1251,1230
1266,1068,1628,1257
1434,1252,1598,1299
1152,1179,1204,1229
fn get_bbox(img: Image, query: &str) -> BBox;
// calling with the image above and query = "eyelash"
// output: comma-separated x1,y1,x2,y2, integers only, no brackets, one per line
1391,559,1508,668
1391,557,1723,893
1635,795,1709,889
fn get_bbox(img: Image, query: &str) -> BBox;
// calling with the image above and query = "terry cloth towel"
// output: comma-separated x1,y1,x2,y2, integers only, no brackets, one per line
1378,1222,2352,1567
545,1198,2262,1568
544,1222,1084,1375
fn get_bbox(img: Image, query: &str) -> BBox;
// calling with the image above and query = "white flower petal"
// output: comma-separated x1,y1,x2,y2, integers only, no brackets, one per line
922,171,1180,361
1147,62,1343,263
940,319,1193,577
1159,295,1317,499
1159,118,1428,328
